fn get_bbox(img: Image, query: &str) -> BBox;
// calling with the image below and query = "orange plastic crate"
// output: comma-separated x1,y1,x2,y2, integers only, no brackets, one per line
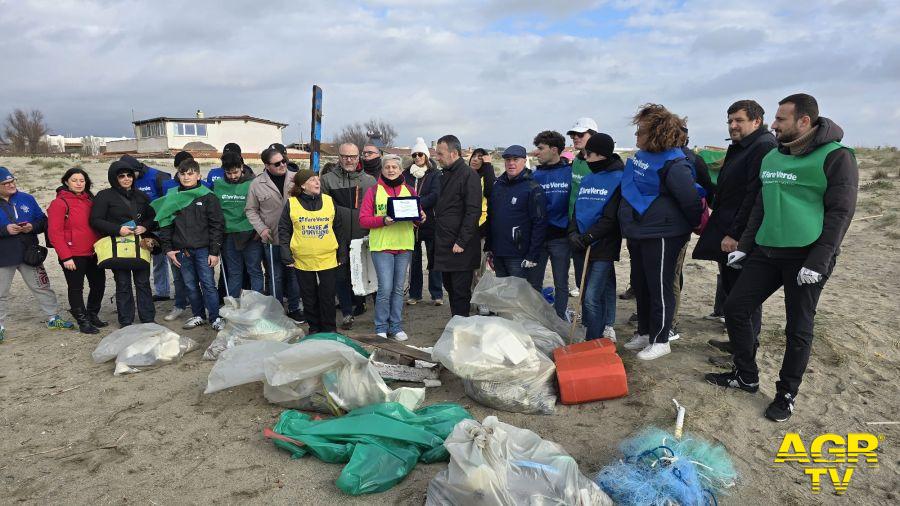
555,352,628,404
553,338,616,362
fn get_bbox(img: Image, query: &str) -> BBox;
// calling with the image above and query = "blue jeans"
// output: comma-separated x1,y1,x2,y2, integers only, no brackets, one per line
177,248,220,321
221,235,265,298
528,237,570,319
580,258,616,340
171,258,188,309
494,256,540,291
263,244,301,312
371,251,411,334
409,237,443,301
151,252,170,297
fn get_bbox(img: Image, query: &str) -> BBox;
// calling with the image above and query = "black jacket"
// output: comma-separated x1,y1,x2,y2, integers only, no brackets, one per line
90,164,157,238
693,127,776,262
568,155,625,262
277,192,347,266
485,169,547,262
158,185,225,256
403,164,441,238
434,158,483,272
738,117,858,274
618,156,702,240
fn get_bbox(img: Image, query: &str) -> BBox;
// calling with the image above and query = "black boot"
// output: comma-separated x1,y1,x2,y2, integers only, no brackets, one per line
72,310,99,335
88,311,109,328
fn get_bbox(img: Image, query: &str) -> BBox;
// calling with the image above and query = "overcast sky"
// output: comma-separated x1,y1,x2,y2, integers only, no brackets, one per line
2,0,898,150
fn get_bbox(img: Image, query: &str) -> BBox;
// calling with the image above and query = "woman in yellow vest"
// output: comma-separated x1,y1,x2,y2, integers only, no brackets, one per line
277,169,345,334
359,154,425,341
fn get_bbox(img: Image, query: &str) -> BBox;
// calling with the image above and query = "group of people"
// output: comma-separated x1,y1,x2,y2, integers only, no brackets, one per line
0,92,857,421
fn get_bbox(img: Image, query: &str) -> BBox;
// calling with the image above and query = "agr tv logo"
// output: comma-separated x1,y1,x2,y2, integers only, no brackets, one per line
774,433,882,495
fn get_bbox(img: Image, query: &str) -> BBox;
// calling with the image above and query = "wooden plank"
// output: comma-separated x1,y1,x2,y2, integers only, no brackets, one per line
347,334,434,362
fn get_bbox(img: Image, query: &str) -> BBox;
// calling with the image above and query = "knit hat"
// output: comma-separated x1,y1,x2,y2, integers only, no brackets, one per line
223,142,242,155
585,133,615,158
0,166,15,183
174,150,193,168
293,169,315,188
411,137,430,158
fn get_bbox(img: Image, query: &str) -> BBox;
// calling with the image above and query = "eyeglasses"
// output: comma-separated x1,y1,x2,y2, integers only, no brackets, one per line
362,150,380,156
269,160,287,167
339,154,359,159
412,153,426,158
117,173,134,179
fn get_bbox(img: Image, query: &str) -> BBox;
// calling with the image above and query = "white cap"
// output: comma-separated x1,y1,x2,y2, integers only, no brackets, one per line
567,117,598,135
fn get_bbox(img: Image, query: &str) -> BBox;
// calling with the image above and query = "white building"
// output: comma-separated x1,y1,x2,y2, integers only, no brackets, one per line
106,111,287,155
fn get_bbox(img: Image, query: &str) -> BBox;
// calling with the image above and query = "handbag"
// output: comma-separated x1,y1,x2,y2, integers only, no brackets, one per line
22,241,49,266
94,234,151,270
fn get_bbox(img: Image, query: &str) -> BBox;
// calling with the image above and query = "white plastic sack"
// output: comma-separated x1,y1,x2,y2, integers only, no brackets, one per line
350,237,378,296
472,272,573,341
432,316,541,381
463,352,557,414
92,323,197,376
204,340,292,394
515,318,566,357
203,291,303,360
426,416,613,506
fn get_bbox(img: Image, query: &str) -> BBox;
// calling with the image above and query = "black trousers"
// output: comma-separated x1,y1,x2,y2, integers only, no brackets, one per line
628,234,689,344
724,252,828,397
113,268,155,326
718,260,761,340
296,266,337,334
441,270,474,317
60,256,105,315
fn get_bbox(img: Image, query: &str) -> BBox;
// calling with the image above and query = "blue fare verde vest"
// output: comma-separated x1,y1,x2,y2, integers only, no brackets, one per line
620,148,687,216
574,169,623,234
533,164,572,229
134,166,167,201
206,167,224,186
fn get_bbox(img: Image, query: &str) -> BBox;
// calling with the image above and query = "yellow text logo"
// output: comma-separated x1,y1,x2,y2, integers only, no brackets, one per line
774,433,881,495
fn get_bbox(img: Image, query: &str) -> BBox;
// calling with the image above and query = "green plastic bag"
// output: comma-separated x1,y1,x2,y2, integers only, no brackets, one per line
270,402,472,495
298,332,370,358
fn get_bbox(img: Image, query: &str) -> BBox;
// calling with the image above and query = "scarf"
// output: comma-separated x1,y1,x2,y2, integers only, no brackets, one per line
383,174,404,187
151,185,212,227
409,163,428,179
362,156,382,176
782,125,819,156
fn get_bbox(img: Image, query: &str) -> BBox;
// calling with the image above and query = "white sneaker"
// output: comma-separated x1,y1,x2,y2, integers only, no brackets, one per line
637,342,671,360
624,333,650,351
392,331,409,342
164,307,185,321
668,329,680,341
478,305,491,316
376,332,388,339
211,318,225,331
569,288,580,297
603,326,617,342
182,316,207,329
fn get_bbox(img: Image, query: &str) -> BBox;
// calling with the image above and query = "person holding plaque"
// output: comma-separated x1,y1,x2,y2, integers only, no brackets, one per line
359,154,425,341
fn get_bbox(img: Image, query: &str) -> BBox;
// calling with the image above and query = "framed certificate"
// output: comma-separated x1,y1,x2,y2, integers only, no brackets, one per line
387,196,421,221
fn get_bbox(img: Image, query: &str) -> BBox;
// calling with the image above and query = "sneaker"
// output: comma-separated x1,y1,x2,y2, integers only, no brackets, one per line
340,314,354,330
703,312,726,324
477,304,491,316
569,288,580,297
182,316,207,329
708,339,733,354
152,295,171,302
765,393,795,422
286,310,306,325
704,369,759,393
211,318,226,331
376,332,388,339
708,354,733,369
637,342,671,360
406,298,419,306
624,333,650,351
432,298,443,306
602,326,617,342
628,312,638,323
164,307,186,322
47,315,75,330
618,286,634,300
391,331,409,342
668,329,680,341
352,303,367,317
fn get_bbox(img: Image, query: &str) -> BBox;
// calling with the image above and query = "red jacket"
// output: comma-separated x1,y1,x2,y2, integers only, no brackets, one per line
47,188,99,261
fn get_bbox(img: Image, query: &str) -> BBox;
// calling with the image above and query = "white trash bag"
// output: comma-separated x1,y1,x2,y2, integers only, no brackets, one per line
92,323,197,376
432,316,541,381
463,352,557,414
203,290,304,360
426,416,613,506
471,272,573,341
204,340,292,394
350,237,378,296
514,318,566,357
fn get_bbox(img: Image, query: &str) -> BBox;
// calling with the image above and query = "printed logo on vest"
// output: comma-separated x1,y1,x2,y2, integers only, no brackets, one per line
578,186,609,196
761,170,799,182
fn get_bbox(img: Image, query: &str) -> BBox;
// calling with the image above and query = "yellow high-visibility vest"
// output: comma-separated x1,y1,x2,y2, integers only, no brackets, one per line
370,183,415,251
288,194,338,271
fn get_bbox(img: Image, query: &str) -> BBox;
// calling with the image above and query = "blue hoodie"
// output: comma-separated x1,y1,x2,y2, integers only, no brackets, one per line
0,190,47,267
532,159,572,237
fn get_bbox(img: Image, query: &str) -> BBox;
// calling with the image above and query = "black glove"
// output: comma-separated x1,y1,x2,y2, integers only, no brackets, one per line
569,234,586,251
580,233,595,248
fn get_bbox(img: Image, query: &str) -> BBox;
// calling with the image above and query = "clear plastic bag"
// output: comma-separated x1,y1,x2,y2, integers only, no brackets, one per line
203,290,304,360
514,318,566,357
204,340,292,394
471,272,573,341
92,323,197,376
426,416,613,506
462,352,557,414
432,316,541,381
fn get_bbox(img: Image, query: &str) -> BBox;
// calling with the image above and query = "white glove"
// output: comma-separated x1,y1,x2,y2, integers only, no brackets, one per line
797,267,823,286
521,259,537,269
726,251,747,269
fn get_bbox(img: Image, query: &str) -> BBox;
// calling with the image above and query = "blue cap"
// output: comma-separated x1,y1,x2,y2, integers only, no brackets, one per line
502,145,527,159
0,166,14,184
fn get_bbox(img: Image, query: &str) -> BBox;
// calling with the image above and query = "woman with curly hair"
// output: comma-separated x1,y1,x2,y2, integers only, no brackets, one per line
619,104,703,360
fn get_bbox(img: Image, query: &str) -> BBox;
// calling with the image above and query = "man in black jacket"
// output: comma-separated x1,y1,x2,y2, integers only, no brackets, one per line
694,100,777,358
433,135,482,316
706,94,858,422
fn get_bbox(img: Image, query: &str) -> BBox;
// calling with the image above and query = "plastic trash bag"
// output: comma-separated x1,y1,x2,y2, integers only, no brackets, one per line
269,402,473,495
471,272,573,341
515,318,566,357
203,290,304,360
426,416,613,506
204,340,292,394
350,237,378,296
463,352,557,414
432,315,541,381
92,323,197,376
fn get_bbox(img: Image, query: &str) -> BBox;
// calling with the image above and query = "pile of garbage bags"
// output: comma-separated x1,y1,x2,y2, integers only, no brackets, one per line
471,272,576,342
268,402,472,495
426,416,613,505
205,333,425,413
432,316,557,414
92,323,197,375
203,291,304,360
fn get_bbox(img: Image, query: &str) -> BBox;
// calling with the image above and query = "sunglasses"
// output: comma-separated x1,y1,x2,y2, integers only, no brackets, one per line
269,160,287,167
570,131,588,138
117,173,135,179
412,153,426,158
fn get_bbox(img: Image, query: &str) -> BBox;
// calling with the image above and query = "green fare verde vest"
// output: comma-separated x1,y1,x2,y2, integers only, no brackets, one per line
370,183,414,252
213,180,254,233
568,156,591,218
755,141,850,248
